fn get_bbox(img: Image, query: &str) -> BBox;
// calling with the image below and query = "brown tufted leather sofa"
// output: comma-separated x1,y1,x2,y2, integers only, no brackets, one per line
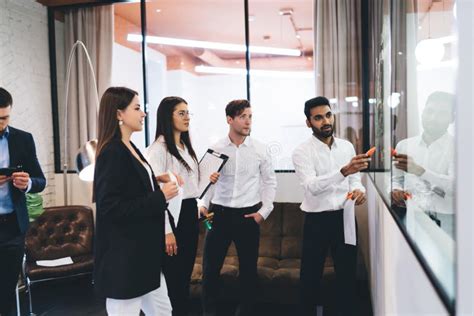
22,205,94,314
190,202,335,305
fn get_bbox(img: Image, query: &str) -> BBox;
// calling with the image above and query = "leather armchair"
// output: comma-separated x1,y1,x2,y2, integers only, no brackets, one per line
21,205,94,315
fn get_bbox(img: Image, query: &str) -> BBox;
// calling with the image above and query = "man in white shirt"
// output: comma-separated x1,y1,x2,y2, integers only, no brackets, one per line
392,91,455,237
199,99,277,316
292,96,369,316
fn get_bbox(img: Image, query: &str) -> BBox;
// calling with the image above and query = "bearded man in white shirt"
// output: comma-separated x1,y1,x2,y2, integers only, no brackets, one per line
292,96,370,316
199,99,277,316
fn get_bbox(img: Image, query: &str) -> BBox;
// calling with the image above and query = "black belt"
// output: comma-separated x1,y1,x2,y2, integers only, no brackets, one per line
182,198,197,203
305,209,344,216
0,211,16,224
212,202,262,214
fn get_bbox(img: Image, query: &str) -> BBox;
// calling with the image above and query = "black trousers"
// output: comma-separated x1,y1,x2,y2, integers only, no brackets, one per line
163,198,199,316
201,204,261,316
300,210,358,316
0,213,24,315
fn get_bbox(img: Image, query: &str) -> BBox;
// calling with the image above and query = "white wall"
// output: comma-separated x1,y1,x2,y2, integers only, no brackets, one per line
178,71,315,169
0,0,55,207
456,0,474,315
111,43,147,151
363,174,449,316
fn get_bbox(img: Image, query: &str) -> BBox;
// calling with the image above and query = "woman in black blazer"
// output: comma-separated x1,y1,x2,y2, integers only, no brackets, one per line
93,87,178,316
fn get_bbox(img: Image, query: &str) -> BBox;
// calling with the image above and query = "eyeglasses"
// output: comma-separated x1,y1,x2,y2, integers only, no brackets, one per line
174,111,193,119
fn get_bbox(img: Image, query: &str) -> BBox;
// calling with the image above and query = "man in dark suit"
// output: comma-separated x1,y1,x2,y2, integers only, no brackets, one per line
0,87,46,316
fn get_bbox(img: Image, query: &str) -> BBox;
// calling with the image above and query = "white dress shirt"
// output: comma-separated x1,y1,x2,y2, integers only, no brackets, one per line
392,133,454,214
146,136,201,234
292,136,365,213
200,136,277,220
146,136,200,199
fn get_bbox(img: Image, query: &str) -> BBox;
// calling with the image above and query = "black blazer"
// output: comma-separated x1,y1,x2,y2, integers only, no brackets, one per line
93,139,168,299
7,126,46,234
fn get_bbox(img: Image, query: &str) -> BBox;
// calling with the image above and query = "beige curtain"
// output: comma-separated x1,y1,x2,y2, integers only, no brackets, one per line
314,0,363,152
63,5,113,167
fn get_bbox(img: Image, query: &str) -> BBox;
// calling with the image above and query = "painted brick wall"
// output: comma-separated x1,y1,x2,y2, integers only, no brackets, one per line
0,0,56,207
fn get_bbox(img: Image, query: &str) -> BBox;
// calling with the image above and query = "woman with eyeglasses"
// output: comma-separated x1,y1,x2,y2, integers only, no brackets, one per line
94,87,179,315
146,96,219,316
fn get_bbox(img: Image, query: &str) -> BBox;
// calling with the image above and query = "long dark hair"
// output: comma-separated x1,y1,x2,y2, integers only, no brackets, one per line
154,96,198,172
96,87,138,158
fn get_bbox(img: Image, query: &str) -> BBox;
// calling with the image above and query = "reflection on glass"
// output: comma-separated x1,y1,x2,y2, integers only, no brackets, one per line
392,92,455,238
372,2,393,201
387,0,458,304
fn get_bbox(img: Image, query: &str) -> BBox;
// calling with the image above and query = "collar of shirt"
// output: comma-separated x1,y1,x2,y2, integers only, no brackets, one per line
224,135,251,148
311,135,340,150
0,126,10,139
418,132,449,148
157,135,166,143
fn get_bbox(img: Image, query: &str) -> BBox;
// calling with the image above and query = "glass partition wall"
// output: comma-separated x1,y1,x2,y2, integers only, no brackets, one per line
248,1,315,170
368,0,457,309
142,0,315,165
141,0,248,158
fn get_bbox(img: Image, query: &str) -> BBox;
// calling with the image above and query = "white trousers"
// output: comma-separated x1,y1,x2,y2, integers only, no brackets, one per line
106,272,172,316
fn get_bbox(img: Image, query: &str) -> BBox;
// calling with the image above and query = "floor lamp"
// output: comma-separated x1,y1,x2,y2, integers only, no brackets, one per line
63,40,99,205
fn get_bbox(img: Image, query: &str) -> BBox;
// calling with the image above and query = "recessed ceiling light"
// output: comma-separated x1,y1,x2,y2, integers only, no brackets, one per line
279,8,293,16
156,9,161,13
415,39,445,65
345,96,359,102
195,66,313,79
127,34,302,57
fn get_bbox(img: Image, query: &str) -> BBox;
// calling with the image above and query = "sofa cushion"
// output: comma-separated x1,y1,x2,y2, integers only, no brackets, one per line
220,262,239,281
258,206,281,259
280,203,305,259
26,254,93,281
258,257,279,270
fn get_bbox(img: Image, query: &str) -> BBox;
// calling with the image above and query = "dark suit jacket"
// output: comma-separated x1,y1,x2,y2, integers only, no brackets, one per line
7,126,46,234
93,139,168,299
